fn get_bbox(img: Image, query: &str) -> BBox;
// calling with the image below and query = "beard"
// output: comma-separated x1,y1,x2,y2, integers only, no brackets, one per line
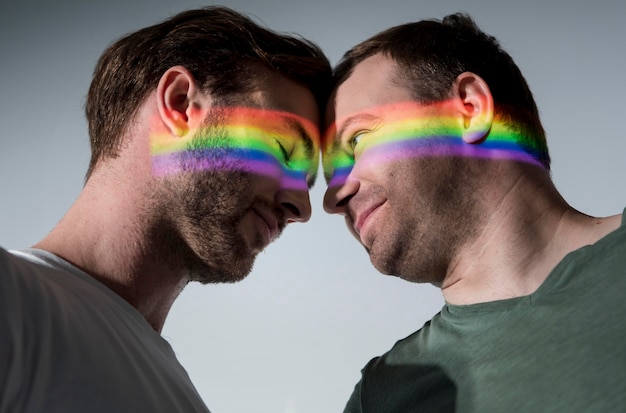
149,110,285,284
150,167,255,284
366,156,484,286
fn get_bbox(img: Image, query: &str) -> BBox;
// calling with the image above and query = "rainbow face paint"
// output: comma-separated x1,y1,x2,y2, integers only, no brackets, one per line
151,107,320,191
323,101,545,189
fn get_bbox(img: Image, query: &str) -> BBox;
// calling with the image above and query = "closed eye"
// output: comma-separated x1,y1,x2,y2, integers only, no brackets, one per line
275,139,294,165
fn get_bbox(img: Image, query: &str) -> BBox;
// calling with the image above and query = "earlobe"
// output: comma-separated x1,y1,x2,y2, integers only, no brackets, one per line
157,66,199,137
454,72,494,144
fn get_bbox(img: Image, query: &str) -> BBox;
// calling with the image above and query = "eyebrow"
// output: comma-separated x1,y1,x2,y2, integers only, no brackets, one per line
283,117,318,189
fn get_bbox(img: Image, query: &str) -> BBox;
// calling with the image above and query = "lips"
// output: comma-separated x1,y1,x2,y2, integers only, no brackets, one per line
354,200,386,238
252,206,281,245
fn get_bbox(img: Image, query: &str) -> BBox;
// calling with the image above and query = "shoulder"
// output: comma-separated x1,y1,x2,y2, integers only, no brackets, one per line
362,322,436,379
0,247,100,318
0,247,38,292
354,323,456,412
354,317,456,405
0,247,63,291
0,248,58,320
557,211,626,274
577,213,626,268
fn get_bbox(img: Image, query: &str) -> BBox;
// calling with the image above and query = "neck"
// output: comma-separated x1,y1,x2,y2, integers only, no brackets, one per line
34,149,188,333
441,165,621,305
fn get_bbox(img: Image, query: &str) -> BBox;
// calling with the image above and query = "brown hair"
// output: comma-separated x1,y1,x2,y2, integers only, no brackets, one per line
333,13,550,169
85,6,331,178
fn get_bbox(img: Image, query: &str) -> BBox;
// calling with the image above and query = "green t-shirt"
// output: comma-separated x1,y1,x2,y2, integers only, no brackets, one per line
345,213,626,413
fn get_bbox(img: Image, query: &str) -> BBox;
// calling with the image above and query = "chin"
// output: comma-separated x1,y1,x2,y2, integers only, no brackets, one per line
190,266,252,284
370,253,422,283
370,253,396,276
189,253,256,284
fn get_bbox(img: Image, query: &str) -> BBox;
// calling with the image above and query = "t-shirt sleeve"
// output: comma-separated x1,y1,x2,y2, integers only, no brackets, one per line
343,378,364,413
0,249,20,412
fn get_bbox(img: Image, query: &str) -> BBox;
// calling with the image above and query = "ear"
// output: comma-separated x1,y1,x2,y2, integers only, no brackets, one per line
156,66,205,137
452,72,494,144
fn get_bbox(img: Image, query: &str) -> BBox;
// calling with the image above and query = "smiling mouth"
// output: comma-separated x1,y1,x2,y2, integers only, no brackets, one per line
252,207,281,245
354,201,386,236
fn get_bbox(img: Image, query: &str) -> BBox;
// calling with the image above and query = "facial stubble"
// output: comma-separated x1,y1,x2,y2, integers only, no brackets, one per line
368,156,483,286
154,112,267,284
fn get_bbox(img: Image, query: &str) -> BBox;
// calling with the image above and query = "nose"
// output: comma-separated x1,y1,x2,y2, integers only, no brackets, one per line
323,178,359,215
276,189,312,223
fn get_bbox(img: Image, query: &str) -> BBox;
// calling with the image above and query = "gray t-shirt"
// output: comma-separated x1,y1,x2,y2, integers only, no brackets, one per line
0,248,210,413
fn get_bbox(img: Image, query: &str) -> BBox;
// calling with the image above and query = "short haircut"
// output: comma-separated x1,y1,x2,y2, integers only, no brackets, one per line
85,6,332,178
333,13,550,169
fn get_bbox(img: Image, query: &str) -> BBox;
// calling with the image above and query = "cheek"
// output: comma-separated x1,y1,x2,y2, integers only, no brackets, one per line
280,169,310,191
243,174,281,200
349,148,400,182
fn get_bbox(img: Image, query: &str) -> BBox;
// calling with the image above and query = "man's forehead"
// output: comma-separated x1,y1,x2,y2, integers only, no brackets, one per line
326,57,413,123
224,106,318,134
205,106,320,154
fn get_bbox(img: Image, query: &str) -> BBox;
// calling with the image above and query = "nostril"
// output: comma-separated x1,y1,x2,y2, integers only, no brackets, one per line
276,189,312,223
336,194,353,208
282,202,301,218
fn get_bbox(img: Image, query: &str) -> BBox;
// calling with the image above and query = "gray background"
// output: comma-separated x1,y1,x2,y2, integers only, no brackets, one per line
1,0,625,412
